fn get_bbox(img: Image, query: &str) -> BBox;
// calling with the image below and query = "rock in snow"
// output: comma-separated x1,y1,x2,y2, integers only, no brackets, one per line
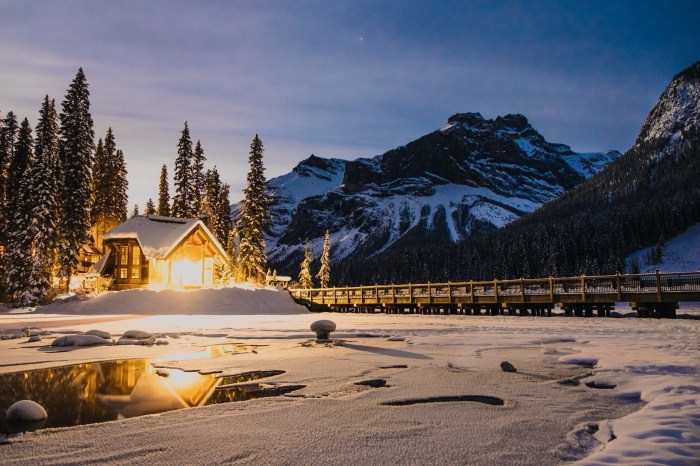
51,335,114,347
310,320,336,340
121,330,153,340
500,361,517,373
84,329,112,340
27,335,42,342
6,400,47,422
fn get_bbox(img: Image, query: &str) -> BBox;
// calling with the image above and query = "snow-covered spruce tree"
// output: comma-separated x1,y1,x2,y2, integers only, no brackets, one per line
172,122,195,218
316,230,331,288
6,118,33,227
20,97,60,306
0,111,19,244
5,119,34,302
208,170,233,245
131,204,139,217
114,149,128,222
144,198,155,215
205,168,222,235
235,135,272,282
192,140,206,215
157,164,171,216
221,231,238,285
57,68,94,284
90,128,127,249
298,239,314,288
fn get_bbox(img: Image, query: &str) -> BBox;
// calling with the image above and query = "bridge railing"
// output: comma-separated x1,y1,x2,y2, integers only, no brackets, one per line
289,271,700,303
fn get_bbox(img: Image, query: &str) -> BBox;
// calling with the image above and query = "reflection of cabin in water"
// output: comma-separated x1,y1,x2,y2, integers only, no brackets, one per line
93,215,227,290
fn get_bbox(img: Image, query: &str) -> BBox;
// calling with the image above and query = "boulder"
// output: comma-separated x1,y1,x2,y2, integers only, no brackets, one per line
500,361,517,373
121,330,153,340
310,320,336,340
51,335,114,347
6,400,47,422
84,329,112,340
116,335,156,346
27,335,42,343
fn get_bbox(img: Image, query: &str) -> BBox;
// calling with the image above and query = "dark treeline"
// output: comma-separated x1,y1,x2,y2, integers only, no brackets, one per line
330,123,700,286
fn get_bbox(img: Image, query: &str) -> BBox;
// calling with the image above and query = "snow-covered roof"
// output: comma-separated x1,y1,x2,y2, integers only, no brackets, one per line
88,248,111,275
102,215,226,260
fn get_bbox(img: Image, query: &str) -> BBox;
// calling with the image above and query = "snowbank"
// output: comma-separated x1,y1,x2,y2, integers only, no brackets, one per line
36,285,309,315
627,222,700,273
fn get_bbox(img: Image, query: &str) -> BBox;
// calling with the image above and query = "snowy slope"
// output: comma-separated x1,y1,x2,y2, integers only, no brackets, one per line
626,221,700,273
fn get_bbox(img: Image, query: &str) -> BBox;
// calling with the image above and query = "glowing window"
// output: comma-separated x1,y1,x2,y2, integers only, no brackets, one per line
120,246,128,265
132,267,140,279
120,268,127,279
132,245,141,266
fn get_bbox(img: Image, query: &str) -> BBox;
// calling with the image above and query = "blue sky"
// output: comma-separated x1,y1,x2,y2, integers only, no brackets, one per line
1,1,698,207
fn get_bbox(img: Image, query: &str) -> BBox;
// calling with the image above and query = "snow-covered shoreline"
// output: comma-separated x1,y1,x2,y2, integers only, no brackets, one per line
0,308,698,464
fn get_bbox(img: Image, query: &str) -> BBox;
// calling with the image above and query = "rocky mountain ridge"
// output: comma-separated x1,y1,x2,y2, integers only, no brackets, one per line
250,112,620,274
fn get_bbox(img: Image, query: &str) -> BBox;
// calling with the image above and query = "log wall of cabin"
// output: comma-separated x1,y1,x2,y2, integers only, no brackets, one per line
107,240,149,290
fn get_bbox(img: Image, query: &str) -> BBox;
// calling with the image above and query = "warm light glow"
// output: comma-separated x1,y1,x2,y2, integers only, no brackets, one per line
171,260,203,286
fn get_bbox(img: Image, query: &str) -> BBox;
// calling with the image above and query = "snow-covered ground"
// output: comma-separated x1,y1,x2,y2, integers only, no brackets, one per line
36,285,309,316
627,221,700,274
0,288,698,464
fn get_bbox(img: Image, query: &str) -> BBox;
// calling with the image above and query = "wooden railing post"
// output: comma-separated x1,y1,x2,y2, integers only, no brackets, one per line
520,278,525,302
656,269,662,302
470,280,474,303
448,281,452,302
375,283,379,304
408,283,413,304
494,278,499,303
549,276,554,301
392,284,396,304
427,281,432,304
581,274,586,301
616,272,622,301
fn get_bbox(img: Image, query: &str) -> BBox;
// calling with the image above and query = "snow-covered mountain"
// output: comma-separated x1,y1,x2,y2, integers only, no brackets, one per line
252,113,620,270
636,62,700,147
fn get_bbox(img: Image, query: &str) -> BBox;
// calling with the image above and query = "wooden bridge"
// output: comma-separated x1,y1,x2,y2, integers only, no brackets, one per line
289,271,700,318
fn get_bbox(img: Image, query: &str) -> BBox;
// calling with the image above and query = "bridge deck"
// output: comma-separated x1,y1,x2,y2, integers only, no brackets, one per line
289,271,700,318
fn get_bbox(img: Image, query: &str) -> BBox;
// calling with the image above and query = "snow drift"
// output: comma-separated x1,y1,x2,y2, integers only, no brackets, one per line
37,286,309,315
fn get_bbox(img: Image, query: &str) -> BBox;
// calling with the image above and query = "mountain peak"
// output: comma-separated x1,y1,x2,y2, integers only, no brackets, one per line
636,60,700,146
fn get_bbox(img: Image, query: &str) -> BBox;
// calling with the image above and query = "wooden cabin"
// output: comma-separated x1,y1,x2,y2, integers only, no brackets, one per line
94,215,228,290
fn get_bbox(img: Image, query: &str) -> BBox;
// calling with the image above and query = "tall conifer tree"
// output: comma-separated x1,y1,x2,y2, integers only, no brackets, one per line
6,118,32,225
172,121,195,218
90,128,127,250
0,111,18,246
22,97,60,305
144,199,156,215
298,239,314,288
157,164,171,216
5,120,34,301
192,140,206,215
57,68,94,283
235,135,272,282
316,230,331,288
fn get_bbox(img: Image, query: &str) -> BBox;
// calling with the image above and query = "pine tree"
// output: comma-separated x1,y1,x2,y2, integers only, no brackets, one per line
206,166,232,245
221,231,239,286
192,140,206,215
57,68,95,283
5,120,34,302
235,135,272,282
157,164,171,216
6,118,33,225
172,121,195,218
144,198,155,215
21,96,60,305
0,111,18,246
316,230,331,288
132,204,139,217
90,128,127,249
114,149,128,222
298,239,314,288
